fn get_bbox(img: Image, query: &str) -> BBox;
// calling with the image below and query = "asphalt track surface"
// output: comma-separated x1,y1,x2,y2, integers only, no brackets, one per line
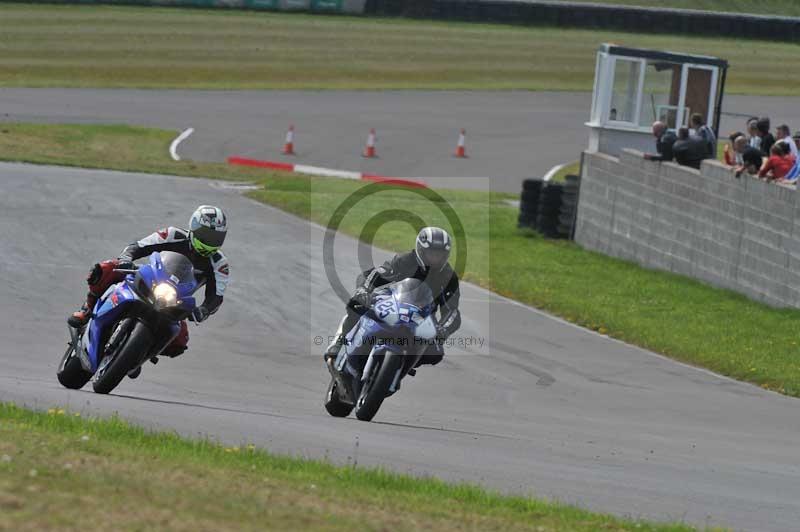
2,162,800,531
4,89,799,193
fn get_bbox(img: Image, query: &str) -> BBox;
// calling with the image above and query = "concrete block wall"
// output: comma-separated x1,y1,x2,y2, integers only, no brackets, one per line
575,148,800,308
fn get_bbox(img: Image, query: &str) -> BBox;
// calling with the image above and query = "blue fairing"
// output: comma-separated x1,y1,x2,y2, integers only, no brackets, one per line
137,252,198,307
85,252,199,372
87,280,136,370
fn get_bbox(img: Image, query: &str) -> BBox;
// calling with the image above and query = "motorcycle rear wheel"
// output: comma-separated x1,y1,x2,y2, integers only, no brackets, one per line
57,342,92,390
324,379,354,418
92,320,153,395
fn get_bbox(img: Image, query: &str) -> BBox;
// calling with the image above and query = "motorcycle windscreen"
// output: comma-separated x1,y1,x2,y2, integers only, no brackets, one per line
156,251,198,296
389,278,434,314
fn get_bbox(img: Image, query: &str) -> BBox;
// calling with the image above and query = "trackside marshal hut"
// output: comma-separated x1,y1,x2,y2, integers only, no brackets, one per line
586,43,729,157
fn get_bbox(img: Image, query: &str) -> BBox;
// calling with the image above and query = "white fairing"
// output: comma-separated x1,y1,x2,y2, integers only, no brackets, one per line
415,316,437,340
381,309,400,327
361,349,378,382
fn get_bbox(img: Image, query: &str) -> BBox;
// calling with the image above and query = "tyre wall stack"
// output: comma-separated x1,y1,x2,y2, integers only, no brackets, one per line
559,175,580,239
518,179,542,230
364,0,800,42
21,0,800,41
518,178,580,240
17,0,368,14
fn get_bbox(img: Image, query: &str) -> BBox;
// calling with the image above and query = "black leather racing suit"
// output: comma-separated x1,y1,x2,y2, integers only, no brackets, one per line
339,250,461,366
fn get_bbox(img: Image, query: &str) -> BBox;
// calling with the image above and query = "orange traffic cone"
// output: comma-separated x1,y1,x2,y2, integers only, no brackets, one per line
282,125,295,155
363,128,377,158
454,128,467,158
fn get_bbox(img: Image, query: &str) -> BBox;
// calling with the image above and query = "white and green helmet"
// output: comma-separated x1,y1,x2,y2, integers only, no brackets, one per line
189,205,227,256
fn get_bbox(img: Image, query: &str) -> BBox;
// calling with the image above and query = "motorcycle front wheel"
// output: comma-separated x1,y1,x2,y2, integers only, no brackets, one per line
92,320,153,395
354,352,402,422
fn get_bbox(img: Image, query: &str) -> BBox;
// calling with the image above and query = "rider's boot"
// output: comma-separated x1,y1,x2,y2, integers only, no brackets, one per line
67,293,98,328
161,345,187,358
324,334,344,364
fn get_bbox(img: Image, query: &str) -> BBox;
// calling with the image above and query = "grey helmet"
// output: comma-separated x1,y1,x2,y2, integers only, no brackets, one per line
415,227,451,271
189,205,227,256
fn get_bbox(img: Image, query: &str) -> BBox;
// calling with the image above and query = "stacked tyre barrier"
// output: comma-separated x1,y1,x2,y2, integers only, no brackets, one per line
20,0,368,14
364,0,800,43
517,178,543,230
558,174,580,240
517,176,579,240
536,183,563,238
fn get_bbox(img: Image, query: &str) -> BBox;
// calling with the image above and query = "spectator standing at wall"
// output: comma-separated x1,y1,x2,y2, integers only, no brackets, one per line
776,124,799,158
691,113,716,158
747,119,762,152
643,121,677,162
757,117,776,156
758,143,796,180
780,152,800,184
672,127,708,169
724,134,747,166
734,146,764,178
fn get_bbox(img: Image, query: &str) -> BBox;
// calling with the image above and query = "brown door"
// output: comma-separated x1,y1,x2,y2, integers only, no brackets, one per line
685,67,712,124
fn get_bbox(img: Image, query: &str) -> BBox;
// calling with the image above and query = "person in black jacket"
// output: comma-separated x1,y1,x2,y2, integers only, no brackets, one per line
644,121,678,162
735,146,764,178
690,113,717,158
757,117,776,157
672,127,709,169
324,227,461,369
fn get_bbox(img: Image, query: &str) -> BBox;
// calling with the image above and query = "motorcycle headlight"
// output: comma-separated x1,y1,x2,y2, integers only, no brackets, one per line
153,282,177,308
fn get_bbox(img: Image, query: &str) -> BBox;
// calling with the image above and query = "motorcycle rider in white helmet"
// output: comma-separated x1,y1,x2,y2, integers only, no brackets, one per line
67,205,230,365
324,226,461,370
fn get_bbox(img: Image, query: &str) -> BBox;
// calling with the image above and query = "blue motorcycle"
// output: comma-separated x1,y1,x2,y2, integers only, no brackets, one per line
325,278,439,421
57,251,200,394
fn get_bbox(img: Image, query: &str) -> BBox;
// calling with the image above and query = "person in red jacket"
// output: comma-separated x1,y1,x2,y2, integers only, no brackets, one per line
723,133,747,166
759,144,796,180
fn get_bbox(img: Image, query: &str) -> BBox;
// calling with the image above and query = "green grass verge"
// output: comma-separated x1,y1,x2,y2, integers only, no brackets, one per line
550,161,581,183
1,3,800,95
0,403,701,531
0,122,270,181
556,0,800,16
2,122,799,399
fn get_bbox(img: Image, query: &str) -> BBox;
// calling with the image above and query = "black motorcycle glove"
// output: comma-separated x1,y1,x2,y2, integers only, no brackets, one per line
349,287,370,310
191,306,210,323
116,260,135,271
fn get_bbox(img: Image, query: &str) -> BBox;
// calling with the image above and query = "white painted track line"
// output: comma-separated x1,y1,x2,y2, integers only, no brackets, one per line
169,127,195,161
